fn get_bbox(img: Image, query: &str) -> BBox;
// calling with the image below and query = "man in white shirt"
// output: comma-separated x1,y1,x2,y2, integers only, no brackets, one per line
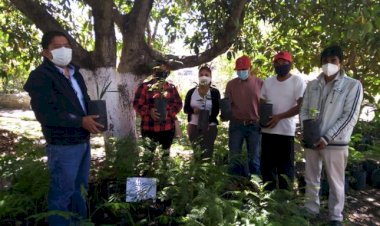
260,51,305,190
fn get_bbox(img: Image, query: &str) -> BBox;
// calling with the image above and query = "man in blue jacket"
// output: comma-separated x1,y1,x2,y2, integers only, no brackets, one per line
24,31,103,225
300,45,363,226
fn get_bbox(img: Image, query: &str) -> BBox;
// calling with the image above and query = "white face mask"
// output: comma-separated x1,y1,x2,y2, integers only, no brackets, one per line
50,47,72,66
322,63,339,77
199,76,211,86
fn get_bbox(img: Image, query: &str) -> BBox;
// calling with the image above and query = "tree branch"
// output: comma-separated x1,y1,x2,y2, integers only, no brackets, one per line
111,1,128,32
118,0,154,73
146,0,249,70
9,0,93,68
124,0,154,39
83,0,116,67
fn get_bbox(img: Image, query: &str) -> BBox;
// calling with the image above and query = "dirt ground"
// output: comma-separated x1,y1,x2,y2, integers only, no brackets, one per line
0,109,379,226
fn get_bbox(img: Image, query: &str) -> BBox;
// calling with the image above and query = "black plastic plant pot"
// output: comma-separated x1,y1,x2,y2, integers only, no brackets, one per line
302,119,321,149
319,178,329,196
345,174,350,194
259,103,273,127
154,98,167,122
197,109,210,131
219,98,232,121
363,159,378,185
352,170,367,190
88,100,108,131
371,168,380,188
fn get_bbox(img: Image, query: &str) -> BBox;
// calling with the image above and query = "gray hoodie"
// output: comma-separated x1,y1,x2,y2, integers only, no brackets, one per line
300,70,363,148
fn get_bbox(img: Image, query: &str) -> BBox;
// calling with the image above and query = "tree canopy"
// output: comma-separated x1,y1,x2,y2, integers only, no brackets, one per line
1,0,379,102
239,1,379,103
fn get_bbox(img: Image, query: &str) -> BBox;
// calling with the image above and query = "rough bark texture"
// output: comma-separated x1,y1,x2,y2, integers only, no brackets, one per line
84,0,117,67
9,0,248,71
118,0,154,74
144,0,248,71
9,0,249,138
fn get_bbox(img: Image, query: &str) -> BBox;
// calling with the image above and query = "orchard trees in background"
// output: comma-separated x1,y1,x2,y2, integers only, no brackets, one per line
4,0,249,138
0,2,40,93
238,1,379,105
1,0,379,138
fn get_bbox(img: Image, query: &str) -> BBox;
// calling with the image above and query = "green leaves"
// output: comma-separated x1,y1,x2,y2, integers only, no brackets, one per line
0,1,40,93
233,0,379,102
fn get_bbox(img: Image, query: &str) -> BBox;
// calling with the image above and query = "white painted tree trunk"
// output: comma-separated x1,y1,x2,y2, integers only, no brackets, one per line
80,68,141,139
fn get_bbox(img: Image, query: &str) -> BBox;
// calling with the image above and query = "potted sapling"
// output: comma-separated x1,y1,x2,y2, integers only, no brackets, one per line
259,99,273,128
219,95,232,121
302,108,321,149
197,93,211,131
88,79,111,131
150,78,168,123
154,96,167,123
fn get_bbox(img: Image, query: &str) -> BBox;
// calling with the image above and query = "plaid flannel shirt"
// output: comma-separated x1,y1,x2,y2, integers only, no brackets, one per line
133,79,182,132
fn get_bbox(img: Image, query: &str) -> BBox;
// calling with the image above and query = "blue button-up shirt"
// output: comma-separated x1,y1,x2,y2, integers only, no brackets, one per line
56,65,87,113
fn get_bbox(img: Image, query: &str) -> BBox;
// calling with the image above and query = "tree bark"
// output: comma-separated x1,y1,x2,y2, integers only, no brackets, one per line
83,0,116,67
118,0,249,73
10,0,249,73
81,68,138,139
118,0,155,73
9,0,250,139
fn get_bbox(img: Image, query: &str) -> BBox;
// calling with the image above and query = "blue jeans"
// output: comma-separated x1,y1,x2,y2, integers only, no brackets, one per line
228,121,261,177
46,142,90,226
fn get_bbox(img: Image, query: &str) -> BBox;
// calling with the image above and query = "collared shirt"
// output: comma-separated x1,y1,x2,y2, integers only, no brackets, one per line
133,79,183,132
55,65,87,113
225,76,263,121
189,88,216,125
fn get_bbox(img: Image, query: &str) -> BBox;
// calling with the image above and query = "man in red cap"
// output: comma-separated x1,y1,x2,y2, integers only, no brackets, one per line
224,55,263,177
259,51,305,190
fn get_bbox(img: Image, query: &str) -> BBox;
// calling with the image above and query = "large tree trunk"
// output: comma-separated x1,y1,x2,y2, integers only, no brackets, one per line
8,0,249,139
81,68,140,139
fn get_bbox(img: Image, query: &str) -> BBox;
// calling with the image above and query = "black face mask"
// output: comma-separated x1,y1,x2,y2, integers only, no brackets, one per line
275,64,291,77
155,71,169,78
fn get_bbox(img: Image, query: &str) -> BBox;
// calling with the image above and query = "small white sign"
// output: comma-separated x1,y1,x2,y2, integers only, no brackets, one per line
126,177,157,202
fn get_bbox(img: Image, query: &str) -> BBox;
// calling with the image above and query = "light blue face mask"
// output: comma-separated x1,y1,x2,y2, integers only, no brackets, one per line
237,70,249,80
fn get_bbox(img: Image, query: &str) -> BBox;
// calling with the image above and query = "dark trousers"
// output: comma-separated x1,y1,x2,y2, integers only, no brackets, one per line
187,124,218,160
261,133,294,190
141,129,175,151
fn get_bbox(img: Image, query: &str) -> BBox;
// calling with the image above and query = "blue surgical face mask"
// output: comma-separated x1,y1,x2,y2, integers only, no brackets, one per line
237,70,249,80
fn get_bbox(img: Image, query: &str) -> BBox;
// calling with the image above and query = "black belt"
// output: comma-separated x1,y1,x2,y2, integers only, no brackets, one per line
231,119,258,126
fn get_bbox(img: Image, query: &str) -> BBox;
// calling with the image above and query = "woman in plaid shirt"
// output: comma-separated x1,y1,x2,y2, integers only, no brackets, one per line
133,63,183,152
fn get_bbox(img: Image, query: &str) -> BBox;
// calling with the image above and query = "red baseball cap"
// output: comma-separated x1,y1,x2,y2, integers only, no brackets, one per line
235,55,251,70
273,51,293,63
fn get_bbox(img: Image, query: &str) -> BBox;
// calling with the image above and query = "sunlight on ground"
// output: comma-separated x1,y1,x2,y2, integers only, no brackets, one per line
0,109,106,159
0,109,190,160
0,110,41,139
